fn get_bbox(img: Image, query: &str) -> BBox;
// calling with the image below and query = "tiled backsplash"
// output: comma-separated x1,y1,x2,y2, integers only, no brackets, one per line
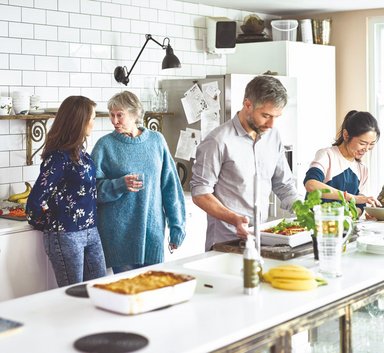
0,0,273,199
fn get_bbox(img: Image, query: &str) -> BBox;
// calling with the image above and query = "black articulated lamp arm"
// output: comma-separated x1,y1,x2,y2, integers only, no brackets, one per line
114,34,181,86
126,34,163,78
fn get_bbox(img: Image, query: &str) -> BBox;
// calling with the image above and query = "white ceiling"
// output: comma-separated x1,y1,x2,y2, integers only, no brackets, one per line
180,0,383,15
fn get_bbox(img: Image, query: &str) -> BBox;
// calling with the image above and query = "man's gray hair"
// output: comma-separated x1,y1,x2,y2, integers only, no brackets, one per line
244,75,288,109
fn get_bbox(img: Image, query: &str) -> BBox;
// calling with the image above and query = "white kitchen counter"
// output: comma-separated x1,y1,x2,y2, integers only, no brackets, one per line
0,220,57,301
0,218,31,236
0,241,383,353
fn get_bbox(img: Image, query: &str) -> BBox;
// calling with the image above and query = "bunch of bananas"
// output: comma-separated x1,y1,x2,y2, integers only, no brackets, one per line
262,264,327,291
8,182,32,204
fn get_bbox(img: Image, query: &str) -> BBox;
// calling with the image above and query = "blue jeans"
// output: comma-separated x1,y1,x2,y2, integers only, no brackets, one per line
43,227,107,287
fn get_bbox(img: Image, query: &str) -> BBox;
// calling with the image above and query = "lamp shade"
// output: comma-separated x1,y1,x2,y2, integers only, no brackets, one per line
162,45,181,70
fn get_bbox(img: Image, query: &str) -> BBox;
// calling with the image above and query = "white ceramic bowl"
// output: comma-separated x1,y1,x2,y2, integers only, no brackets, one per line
364,207,384,221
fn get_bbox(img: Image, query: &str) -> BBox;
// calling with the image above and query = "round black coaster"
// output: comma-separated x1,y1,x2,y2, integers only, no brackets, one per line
65,284,89,298
74,332,149,353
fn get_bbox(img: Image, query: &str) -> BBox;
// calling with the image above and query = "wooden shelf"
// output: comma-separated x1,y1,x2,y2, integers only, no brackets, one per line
0,112,110,165
0,113,55,120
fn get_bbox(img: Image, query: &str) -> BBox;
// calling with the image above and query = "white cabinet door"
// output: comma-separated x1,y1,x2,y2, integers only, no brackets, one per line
164,195,207,262
0,230,56,301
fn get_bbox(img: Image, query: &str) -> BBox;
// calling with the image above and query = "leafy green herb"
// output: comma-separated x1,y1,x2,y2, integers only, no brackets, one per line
337,190,359,221
292,189,323,234
292,189,359,236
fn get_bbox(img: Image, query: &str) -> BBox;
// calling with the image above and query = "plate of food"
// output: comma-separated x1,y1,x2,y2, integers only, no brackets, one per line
260,218,312,247
364,207,384,221
0,201,27,221
87,270,196,315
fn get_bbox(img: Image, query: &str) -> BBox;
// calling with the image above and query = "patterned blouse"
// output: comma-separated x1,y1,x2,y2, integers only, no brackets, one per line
26,150,97,232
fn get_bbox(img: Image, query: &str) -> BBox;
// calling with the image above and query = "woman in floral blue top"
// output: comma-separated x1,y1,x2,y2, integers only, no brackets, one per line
26,96,107,287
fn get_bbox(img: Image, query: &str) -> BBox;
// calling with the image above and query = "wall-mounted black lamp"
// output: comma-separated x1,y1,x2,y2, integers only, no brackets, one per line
114,34,181,86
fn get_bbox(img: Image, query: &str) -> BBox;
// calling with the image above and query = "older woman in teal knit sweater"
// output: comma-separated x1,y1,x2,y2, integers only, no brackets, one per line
91,91,186,273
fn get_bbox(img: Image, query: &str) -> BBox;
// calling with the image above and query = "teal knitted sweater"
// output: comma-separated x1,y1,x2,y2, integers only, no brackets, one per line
91,129,186,268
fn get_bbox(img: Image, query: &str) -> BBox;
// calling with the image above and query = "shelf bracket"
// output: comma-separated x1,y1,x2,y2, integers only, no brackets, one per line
143,111,174,133
1,112,110,166
26,119,48,165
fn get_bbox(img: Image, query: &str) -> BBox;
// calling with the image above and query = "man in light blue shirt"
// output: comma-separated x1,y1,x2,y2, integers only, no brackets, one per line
190,76,299,250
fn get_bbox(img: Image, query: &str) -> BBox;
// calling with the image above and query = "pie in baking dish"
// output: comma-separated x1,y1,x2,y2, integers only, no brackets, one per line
93,271,195,295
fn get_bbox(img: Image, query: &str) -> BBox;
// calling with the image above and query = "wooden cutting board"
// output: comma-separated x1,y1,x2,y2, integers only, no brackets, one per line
212,239,314,260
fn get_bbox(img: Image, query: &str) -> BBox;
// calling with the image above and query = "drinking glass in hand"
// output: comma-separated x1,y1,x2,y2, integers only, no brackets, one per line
128,173,144,191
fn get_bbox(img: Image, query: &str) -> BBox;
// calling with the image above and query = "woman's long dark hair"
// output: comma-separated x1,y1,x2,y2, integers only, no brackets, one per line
42,96,96,162
333,110,380,146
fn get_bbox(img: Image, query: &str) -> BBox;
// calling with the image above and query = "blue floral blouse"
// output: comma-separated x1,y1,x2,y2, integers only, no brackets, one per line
26,150,97,232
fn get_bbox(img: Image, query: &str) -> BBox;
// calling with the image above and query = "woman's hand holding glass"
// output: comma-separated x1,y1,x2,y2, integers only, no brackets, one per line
125,173,144,192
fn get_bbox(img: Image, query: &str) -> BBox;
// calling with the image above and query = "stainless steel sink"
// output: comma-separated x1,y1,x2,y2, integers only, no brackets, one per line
191,271,242,294
183,252,243,277
164,253,244,294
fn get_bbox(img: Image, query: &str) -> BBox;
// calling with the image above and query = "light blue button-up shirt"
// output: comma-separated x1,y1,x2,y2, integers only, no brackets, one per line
190,114,299,250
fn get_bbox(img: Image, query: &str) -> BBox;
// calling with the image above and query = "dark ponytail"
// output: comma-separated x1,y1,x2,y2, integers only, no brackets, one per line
333,110,380,146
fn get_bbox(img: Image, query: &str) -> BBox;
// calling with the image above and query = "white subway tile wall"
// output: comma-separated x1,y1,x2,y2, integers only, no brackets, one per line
0,0,272,198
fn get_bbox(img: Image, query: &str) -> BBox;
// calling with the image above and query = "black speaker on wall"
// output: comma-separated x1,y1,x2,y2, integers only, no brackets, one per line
215,21,236,48
207,17,237,54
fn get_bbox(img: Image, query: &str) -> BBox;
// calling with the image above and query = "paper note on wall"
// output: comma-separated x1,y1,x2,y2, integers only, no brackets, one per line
175,130,194,161
186,128,201,159
201,110,220,140
202,81,221,111
181,84,208,124
175,128,201,161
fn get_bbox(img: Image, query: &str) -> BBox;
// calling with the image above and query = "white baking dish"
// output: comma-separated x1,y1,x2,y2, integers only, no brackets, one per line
260,230,312,247
87,271,197,315
255,219,312,247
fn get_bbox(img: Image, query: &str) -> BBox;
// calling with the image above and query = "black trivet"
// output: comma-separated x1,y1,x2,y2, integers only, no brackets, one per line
74,332,149,353
65,284,89,298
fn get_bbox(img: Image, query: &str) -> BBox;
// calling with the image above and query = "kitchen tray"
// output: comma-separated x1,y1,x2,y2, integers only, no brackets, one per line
213,233,358,260
213,238,314,260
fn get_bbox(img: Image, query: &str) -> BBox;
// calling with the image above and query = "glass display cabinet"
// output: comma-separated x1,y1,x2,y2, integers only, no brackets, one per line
212,281,384,353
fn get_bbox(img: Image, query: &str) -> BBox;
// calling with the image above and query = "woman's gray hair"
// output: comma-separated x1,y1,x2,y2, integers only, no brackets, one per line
108,91,144,123
244,75,288,109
